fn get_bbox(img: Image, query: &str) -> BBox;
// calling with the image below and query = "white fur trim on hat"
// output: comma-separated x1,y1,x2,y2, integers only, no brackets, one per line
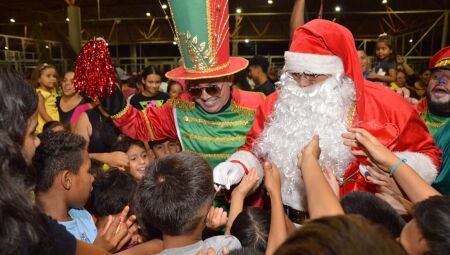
284,51,344,75
394,151,438,184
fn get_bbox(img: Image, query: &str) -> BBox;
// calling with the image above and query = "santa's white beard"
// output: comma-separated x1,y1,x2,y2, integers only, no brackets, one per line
254,74,356,210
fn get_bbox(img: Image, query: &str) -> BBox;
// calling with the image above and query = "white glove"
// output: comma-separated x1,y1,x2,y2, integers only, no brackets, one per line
213,161,245,191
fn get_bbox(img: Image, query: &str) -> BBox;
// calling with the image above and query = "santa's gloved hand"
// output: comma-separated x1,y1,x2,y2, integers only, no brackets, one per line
213,161,245,191
101,85,127,116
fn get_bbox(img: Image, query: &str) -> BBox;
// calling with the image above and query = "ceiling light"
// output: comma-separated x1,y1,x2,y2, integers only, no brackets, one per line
244,39,249,43
335,6,341,12
268,0,273,4
45,45,49,49
236,8,242,14
146,12,151,17
161,4,167,9
382,0,388,4
409,39,413,43
4,46,8,50
66,17,70,22
10,18,15,23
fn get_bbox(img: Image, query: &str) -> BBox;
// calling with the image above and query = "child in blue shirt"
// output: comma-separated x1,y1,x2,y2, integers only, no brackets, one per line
33,130,141,252
33,131,97,242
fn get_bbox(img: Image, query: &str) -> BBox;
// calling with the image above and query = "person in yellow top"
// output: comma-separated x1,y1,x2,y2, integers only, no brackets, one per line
31,63,60,133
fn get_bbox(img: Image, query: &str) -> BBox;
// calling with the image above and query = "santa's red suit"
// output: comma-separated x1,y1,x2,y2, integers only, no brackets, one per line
213,19,441,216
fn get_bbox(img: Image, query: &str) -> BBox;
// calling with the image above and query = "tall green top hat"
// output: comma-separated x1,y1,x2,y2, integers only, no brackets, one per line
166,0,248,80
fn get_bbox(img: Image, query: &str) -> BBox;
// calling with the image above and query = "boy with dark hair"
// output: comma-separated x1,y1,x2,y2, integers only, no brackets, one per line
91,168,137,225
340,191,405,238
148,138,181,159
134,152,241,254
34,131,96,243
33,131,134,251
248,55,276,96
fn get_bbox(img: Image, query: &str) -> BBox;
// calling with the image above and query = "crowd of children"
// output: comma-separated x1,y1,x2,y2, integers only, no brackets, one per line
1,0,450,254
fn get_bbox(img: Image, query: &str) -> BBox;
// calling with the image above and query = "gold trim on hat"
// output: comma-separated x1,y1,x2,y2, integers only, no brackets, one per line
165,59,248,80
184,60,231,73
435,58,450,68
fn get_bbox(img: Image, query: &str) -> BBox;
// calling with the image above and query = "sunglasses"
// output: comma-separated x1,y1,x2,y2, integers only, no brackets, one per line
287,72,330,81
188,84,222,98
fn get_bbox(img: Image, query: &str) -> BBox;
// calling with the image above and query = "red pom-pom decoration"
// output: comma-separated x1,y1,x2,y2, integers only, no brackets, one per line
73,38,116,101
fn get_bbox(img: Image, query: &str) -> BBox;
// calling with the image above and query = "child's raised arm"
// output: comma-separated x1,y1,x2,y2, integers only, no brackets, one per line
264,161,287,255
343,128,441,204
298,135,344,219
225,168,259,235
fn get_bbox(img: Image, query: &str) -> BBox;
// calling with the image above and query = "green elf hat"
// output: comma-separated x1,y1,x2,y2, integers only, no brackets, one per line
166,0,248,80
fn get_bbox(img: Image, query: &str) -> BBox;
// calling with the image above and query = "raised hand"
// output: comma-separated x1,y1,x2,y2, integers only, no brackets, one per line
106,151,130,170
342,128,399,172
263,161,282,196
298,135,321,170
213,161,245,191
231,168,260,197
94,206,134,252
206,207,228,231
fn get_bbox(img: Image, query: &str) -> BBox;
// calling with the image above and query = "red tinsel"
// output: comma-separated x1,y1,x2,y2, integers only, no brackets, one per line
73,38,116,101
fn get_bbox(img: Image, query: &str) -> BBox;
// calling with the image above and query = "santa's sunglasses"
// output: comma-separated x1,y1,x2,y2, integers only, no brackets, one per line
188,84,222,98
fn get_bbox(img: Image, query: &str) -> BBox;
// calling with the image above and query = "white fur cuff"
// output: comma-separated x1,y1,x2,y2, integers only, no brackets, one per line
229,150,264,186
284,51,344,75
394,151,438,184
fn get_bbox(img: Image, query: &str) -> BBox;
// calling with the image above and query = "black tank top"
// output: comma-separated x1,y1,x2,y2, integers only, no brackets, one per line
86,107,121,153
56,96,87,126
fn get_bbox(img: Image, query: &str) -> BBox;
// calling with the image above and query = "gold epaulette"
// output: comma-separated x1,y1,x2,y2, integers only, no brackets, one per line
167,98,195,112
230,102,256,118
111,102,129,119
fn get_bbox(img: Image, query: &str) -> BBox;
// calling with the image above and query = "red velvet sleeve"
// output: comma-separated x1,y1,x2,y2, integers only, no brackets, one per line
241,92,279,152
112,103,178,142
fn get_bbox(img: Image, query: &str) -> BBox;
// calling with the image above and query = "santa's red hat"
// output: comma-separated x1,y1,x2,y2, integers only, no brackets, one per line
285,19,364,98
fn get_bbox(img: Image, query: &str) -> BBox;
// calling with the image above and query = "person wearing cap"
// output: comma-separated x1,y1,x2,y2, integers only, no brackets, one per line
423,46,450,195
213,19,441,224
416,46,450,137
102,1,265,180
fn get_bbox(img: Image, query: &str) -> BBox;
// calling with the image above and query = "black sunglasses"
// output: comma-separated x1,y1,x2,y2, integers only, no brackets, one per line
188,84,222,97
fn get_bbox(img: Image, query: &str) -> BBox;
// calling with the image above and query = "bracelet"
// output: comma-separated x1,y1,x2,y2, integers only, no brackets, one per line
389,158,407,176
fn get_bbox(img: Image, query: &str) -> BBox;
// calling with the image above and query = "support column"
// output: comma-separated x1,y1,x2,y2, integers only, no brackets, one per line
67,6,82,54
442,10,448,49
232,15,239,56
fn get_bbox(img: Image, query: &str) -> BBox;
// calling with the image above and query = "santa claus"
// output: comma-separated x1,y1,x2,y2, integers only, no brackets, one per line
213,19,441,224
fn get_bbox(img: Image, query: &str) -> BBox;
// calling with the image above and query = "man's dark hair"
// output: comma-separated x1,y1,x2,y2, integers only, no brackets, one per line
91,168,136,217
134,152,214,236
340,191,405,237
413,196,450,255
112,136,146,153
230,208,270,253
249,55,270,74
275,215,406,255
33,131,86,192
